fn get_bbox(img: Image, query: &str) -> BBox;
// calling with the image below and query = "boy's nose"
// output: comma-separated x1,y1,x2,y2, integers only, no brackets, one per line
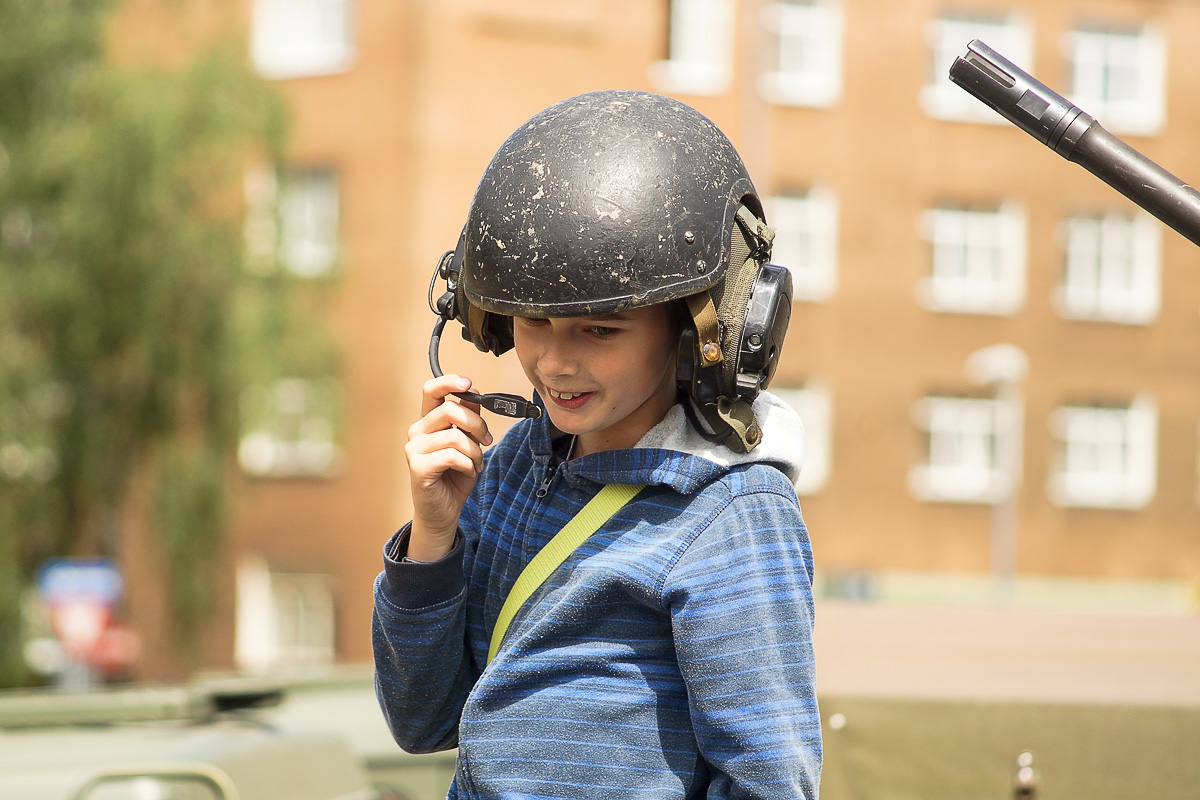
536,334,578,378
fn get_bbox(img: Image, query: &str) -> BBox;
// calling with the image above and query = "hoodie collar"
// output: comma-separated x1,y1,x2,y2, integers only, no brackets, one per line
526,391,805,494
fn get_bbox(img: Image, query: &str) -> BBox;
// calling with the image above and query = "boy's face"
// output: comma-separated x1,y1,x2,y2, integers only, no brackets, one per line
513,304,678,457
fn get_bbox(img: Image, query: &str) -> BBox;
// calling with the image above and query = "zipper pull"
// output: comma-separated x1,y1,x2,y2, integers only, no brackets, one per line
535,465,556,498
536,436,573,499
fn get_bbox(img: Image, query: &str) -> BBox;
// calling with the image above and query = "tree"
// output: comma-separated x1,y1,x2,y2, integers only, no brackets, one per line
0,0,312,686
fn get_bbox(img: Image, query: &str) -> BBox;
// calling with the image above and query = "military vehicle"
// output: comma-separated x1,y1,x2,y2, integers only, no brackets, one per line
0,670,455,800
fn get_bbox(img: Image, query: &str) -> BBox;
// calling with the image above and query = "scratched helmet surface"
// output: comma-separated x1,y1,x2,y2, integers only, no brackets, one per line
459,90,760,318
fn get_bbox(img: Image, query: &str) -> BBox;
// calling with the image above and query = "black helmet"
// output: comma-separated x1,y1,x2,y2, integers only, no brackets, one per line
461,90,756,317
431,90,792,452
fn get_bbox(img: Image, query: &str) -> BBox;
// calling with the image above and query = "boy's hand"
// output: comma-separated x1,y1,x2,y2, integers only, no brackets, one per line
405,374,493,561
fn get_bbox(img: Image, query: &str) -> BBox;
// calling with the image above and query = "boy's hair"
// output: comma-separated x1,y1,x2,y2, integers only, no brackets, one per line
434,90,793,452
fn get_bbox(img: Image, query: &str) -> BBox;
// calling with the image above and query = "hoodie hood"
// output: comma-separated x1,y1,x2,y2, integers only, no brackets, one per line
635,391,805,487
523,390,805,495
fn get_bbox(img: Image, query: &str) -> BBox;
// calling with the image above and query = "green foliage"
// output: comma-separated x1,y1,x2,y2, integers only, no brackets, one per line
0,0,310,686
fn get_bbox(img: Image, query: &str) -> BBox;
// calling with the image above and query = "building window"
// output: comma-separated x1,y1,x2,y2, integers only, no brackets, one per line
244,166,341,278
909,395,1010,503
251,0,356,80
236,558,336,673
238,377,345,479
1065,25,1165,136
1056,211,1161,324
917,203,1026,315
649,0,733,95
921,12,1032,122
759,0,842,107
773,381,832,496
769,188,838,302
1048,396,1157,509
281,169,340,278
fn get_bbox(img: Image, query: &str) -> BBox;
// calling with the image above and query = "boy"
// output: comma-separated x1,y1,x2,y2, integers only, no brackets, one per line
373,90,821,799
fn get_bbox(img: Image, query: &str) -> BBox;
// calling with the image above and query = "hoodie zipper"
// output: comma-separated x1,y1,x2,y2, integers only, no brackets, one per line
535,462,557,498
536,434,575,499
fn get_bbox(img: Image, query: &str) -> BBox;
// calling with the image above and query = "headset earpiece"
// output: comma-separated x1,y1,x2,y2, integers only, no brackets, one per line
432,230,515,357
675,206,793,452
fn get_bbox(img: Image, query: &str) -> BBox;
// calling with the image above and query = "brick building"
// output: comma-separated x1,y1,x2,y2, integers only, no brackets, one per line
114,0,1200,676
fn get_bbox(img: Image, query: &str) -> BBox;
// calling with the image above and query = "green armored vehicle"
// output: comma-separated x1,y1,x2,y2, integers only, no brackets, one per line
0,673,454,800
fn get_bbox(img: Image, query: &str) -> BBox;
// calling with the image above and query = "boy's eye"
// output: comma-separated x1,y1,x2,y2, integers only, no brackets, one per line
588,326,617,337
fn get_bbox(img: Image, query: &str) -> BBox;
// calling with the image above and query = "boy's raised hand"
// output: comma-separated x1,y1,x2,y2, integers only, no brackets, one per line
405,374,493,561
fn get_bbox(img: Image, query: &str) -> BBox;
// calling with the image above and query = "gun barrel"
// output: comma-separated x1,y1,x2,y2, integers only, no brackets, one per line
949,39,1200,248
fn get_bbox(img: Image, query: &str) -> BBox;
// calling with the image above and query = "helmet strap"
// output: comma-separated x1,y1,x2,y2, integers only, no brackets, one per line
682,287,763,452
734,204,775,260
682,395,764,454
678,203,778,453
684,291,723,366
711,397,764,453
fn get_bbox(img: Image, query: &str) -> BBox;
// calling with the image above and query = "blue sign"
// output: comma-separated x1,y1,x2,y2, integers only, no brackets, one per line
36,558,124,606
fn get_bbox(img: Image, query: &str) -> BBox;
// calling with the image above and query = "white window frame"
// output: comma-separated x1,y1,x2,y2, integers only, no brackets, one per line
252,0,356,80
758,0,843,107
909,395,1010,503
236,558,336,673
769,187,839,302
649,0,734,96
917,202,1027,315
280,168,340,278
1047,396,1157,509
920,12,1033,123
1064,25,1166,136
238,377,345,479
912,395,1017,503
243,165,341,277
772,381,831,496
1056,211,1161,324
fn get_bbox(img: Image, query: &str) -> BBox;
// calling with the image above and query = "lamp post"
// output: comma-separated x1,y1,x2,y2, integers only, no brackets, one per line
965,344,1029,604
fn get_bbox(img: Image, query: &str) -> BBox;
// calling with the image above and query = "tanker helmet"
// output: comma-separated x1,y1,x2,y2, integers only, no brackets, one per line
433,90,792,452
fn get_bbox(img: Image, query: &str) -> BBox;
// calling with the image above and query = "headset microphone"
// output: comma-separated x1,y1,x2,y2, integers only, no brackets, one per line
427,256,542,420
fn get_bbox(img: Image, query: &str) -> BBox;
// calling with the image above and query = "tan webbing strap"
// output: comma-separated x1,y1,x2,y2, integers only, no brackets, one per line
735,205,775,259
716,397,763,452
685,291,723,366
487,483,645,664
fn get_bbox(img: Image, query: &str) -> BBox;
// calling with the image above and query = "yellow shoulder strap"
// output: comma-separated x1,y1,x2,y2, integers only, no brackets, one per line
487,483,644,664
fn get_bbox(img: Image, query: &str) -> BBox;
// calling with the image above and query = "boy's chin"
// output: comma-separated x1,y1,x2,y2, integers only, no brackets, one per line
545,413,586,435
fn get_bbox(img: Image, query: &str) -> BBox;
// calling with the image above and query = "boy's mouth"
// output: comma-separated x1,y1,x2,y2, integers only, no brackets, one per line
546,387,594,409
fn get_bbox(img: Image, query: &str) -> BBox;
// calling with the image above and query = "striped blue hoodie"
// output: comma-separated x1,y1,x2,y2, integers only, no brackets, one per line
372,392,821,799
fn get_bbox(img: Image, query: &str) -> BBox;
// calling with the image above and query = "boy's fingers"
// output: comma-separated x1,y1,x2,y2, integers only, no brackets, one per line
406,428,486,483
420,374,474,416
409,448,480,485
410,395,493,446
408,427,485,470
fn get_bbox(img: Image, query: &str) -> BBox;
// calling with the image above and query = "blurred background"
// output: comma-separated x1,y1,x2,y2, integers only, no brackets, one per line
3,0,1200,797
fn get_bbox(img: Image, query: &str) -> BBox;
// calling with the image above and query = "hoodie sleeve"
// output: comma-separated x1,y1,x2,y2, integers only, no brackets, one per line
372,523,478,753
663,471,822,799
